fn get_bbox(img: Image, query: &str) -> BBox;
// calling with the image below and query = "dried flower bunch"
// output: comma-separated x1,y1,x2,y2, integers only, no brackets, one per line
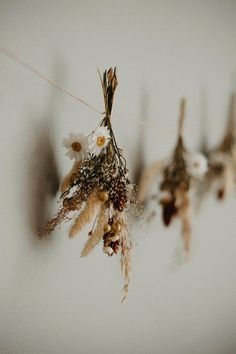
202,94,236,200
39,68,133,301
138,99,208,255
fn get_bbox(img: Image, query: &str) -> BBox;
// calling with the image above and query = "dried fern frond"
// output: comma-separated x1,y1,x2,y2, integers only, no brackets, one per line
69,189,101,238
81,204,107,257
38,192,82,238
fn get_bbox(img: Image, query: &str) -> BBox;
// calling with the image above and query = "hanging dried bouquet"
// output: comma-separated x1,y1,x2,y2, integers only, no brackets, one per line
39,68,133,301
201,94,236,200
138,98,208,255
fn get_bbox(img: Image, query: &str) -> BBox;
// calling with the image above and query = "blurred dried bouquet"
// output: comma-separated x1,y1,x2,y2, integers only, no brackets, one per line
138,99,208,255
39,68,134,301
201,94,236,201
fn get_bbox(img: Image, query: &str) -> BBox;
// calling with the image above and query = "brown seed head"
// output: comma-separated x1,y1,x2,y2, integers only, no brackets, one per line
97,136,106,147
71,142,82,152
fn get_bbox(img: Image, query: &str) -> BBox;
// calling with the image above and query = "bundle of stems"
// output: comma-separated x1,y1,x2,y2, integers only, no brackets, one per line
38,68,134,301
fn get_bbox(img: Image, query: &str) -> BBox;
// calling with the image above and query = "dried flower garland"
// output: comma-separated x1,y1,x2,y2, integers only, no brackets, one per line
38,68,133,301
201,94,236,200
138,98,208,255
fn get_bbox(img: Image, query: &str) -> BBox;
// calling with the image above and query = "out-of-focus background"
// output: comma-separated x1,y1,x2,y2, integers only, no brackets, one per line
0,1,236,353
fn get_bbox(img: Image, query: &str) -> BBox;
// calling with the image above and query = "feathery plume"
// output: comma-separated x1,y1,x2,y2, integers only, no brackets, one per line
69,189,101,238
81,204,107,256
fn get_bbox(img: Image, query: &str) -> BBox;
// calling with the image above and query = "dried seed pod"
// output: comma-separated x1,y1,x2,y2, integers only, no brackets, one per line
111,222,121,234
103,223,111,233
97,191,109,202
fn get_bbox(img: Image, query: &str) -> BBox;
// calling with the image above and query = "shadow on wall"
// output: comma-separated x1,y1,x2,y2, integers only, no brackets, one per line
28,119,60,235
132,89,149,186
26,58,67,241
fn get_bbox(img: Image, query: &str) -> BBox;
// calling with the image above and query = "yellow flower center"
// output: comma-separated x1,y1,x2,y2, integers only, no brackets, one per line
71,141,82,152
97,136,106,147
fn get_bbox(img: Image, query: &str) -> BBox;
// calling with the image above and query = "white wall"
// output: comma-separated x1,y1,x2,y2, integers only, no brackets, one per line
0,1,236,353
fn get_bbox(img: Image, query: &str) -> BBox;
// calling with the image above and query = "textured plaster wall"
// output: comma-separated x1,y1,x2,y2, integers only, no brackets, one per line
0,1,236,353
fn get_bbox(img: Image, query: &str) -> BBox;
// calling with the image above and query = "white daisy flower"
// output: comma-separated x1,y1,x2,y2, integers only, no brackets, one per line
186,152,208,177
62,133,88,161
88,126,110,156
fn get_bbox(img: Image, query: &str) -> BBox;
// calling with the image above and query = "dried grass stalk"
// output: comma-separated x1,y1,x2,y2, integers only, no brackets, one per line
61,161,81,193
69,189,101,238
178,191,191,256
118,214,132,303
81,204,107,257
137,160,163,204
38,205,70,238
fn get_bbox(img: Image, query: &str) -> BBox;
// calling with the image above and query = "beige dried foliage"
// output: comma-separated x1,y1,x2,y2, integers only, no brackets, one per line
61,161,81,193
177,191,191,256
118,213,132,303
81,204,107,257
69,189,101,238
137,160,163,204
222,162,235,197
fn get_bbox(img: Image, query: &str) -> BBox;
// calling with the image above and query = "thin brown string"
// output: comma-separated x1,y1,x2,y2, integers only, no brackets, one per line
0,45,103,115
0,46,190,131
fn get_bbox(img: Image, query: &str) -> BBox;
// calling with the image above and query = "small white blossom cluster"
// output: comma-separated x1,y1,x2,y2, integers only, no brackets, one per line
185,152,208,178
62,126,110,161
